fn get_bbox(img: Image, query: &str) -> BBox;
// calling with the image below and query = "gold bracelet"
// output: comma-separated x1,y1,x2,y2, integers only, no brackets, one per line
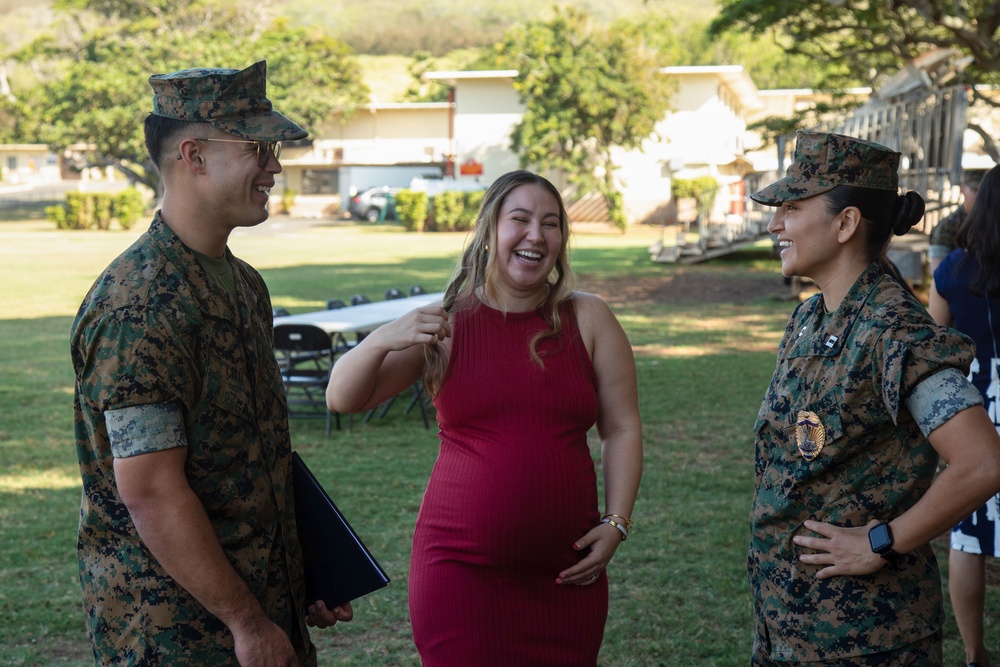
603,513,633,532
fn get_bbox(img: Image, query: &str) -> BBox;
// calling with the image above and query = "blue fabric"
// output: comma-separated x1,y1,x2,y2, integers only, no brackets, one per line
934,249,1000,403
934,248,1000,557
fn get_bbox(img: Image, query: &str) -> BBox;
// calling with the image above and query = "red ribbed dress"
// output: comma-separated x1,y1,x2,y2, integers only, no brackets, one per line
409,299,607,666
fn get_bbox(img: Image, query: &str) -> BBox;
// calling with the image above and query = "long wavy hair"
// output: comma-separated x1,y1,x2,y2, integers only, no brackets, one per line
957,164,1000,296
422,170,575,396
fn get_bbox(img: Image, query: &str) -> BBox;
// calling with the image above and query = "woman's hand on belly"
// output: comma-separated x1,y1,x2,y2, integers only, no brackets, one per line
555,522,622,586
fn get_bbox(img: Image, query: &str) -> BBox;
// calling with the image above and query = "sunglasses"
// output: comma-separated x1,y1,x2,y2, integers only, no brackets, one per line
182,138,282,167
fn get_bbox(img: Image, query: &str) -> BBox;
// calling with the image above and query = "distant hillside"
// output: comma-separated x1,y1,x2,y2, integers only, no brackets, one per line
3,0,730,103
275,0,719,56
277,0,722,102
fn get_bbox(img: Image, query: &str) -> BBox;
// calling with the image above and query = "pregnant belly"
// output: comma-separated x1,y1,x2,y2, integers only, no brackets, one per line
415,440,598,571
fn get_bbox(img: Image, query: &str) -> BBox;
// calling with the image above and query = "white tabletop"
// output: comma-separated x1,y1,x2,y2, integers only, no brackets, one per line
273,293,443,334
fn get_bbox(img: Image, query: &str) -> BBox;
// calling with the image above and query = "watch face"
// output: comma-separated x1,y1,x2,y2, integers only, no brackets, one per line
869,523,892,552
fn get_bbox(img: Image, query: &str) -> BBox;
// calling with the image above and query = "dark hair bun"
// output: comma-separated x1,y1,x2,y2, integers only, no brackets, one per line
892,191,925,236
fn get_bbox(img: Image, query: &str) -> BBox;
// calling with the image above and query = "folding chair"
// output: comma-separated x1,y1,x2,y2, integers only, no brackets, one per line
362,380,431,429
357,289,431,428
324,299,353,355
273,324,340,435
349,294,373,344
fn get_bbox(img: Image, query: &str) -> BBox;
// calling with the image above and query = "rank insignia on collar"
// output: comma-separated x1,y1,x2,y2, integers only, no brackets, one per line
795,410,826,461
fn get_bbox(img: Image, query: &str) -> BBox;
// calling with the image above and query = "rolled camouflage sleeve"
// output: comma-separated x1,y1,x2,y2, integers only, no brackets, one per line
905,368,983,437
106,401,188,458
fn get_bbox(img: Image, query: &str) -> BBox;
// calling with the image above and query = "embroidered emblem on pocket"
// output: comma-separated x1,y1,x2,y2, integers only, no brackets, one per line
795,410,826,461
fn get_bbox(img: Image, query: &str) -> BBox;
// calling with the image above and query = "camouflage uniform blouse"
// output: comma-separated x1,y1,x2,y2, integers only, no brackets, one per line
750,262,976,662
71,214,315,666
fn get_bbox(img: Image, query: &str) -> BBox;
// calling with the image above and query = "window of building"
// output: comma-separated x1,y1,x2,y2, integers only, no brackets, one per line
301,169,339,195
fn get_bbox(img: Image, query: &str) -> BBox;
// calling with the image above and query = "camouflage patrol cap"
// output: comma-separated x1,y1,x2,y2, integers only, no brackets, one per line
148,60,307,141
751,131,900,206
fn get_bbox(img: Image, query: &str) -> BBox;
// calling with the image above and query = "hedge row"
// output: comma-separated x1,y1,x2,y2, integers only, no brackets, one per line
46,188,147,231
395,189,486,232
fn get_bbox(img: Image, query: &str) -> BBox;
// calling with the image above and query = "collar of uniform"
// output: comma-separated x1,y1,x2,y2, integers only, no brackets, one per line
788,262,885,358
147,212,236,322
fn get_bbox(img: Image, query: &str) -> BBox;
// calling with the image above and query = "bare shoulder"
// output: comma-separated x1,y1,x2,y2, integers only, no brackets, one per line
569,292,633,373
570,291,616,324
569,292,625,352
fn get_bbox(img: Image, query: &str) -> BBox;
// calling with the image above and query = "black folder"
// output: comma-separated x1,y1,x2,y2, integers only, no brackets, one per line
291,451,390,608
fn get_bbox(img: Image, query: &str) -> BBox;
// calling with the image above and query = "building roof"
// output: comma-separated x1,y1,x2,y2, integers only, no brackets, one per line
423,70,519,85
659,65,764,111
362,102,451,111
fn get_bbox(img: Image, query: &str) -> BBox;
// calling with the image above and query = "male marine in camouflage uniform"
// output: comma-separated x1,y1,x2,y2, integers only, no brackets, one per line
71,61,350,666
748,132,1000,664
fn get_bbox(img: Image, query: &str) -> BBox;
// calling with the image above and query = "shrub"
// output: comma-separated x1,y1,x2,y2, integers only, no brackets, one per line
281,189,297,215
431,190,464,232
394,189,429,232
113,189,147,230
92,193,114,230
64,192,93,230
45,204,68,229
46,188,148,231
672,176,720,223
457,190,485,231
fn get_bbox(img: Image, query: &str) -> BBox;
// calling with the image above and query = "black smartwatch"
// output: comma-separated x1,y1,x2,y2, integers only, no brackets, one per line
868,521,899,561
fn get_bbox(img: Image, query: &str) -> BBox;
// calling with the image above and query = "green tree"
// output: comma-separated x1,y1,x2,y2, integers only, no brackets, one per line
709,0,1000,154
403,51,450,102
8,0,369,192
484,7,673,230
622,10,848,91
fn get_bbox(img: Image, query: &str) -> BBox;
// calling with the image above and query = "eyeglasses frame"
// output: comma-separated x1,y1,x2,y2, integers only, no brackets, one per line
177,138,282,167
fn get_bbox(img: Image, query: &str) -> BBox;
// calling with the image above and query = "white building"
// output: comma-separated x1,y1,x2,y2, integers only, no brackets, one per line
282,65,769,225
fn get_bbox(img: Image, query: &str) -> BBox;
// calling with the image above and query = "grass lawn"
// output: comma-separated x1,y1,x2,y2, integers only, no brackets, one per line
0,214,996,666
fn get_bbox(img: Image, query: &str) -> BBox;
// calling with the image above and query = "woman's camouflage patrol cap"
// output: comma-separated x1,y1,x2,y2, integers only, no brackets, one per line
148,60,307,141
751,131,900,206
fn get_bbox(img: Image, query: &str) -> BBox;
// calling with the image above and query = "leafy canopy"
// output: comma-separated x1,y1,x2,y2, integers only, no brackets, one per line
482,7,674,230
710,0,1000,95
2,0,369,191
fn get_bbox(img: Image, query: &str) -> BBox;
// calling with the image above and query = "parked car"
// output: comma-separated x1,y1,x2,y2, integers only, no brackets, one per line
348,186,398,223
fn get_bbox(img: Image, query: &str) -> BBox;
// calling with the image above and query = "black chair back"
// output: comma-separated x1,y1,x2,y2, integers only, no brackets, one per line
273,324,340,435
350,294,371,306
273,324,332,354
385,287,405,300
326,299,347,310
409,285,426,296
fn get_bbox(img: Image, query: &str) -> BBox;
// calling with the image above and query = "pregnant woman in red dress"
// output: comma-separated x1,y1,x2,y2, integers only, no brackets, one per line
327,170,643,666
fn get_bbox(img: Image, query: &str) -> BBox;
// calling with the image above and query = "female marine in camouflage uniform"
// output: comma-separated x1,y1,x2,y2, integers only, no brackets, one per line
748,131,1000,665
